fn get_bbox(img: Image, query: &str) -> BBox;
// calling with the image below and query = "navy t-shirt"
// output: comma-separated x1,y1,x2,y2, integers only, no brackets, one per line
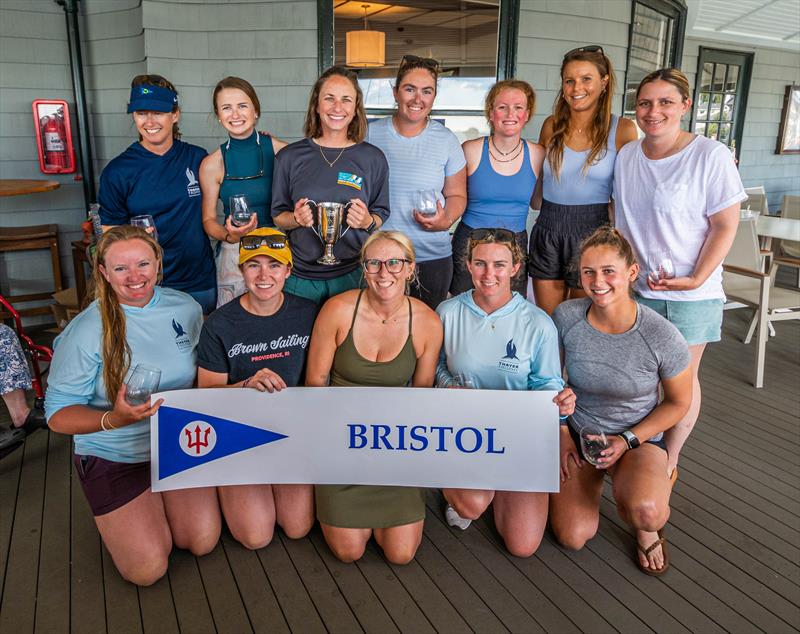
196,292,319,386
98,140,216,293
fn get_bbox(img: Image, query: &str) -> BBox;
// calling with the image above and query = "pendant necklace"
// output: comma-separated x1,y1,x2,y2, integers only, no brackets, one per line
318,142,347,168
490,135,522,156
488,142,523,163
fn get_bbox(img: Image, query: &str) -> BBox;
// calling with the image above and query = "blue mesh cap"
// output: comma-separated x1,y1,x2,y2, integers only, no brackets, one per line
127,83,178,113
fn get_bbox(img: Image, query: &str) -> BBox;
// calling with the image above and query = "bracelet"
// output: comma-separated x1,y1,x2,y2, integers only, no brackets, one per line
100,410,117,431
242,377,251,389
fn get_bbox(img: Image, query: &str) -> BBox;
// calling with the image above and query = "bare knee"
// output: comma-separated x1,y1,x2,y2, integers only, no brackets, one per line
628,500,668,532
118,555,168,586
174,524,220,556
503,533,543,558
382,542,418,565
231,524,274,550
553,522,597,551
279,516,314,540
451,496,489,521
329,541,367,563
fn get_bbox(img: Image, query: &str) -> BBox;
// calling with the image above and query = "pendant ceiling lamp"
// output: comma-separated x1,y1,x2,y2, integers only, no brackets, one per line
346,4,385,68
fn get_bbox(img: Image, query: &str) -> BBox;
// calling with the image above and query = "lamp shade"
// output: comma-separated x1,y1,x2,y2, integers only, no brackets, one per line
346,29,385,67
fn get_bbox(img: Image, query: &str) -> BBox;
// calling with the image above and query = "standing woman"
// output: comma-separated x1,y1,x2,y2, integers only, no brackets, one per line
614,68,744,479
99,75,217,314
529,46,638,315
437,228,575,556
199,77,288,307
272,66,390,305
551,227,691,574
367,55,467,308
306,231,442,564
197,228,317,548
45,226,220,586
451,79,544,297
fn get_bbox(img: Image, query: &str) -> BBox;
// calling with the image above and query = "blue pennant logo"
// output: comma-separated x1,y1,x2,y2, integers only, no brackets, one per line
158,406,287,480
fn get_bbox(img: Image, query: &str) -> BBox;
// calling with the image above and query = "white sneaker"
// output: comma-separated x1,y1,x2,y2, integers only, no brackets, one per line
445,504,472,530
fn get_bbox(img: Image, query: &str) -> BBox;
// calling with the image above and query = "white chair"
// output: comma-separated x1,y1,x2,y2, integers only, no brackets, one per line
779,196,800,285
743,186,769,216
723,217,800,387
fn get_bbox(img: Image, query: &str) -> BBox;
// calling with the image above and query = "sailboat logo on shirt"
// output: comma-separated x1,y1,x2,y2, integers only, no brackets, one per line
185,168,200,197
498,339,521,374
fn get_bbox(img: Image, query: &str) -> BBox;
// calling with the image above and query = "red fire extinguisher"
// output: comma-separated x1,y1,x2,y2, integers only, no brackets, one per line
42,113,67,169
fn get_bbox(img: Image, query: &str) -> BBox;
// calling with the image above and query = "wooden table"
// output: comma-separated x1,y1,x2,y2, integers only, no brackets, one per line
0,179,60,197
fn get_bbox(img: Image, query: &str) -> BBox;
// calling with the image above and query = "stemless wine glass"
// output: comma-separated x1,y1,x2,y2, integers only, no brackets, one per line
450,373,476,389
579,426,609,467
229,194,254,227
125,364,161,406
130,215,158,241
648,250,676,285
413,190,439,217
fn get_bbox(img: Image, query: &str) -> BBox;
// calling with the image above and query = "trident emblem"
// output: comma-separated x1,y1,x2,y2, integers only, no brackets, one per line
179,421,217,457
185,425,211,455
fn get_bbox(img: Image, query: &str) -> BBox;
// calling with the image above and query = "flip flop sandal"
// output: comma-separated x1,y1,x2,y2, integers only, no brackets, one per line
669,467,679,488
0,425,26,460
637,529,670,576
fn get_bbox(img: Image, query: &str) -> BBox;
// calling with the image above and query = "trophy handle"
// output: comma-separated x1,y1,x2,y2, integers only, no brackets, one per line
340,201,354,238
305,200,322,242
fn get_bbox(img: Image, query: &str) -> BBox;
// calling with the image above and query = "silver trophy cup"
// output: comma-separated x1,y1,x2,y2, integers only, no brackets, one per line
308,200,352,265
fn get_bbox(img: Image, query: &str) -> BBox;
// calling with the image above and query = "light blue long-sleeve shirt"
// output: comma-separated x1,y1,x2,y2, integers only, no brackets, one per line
45,287,202,463
435,291,564,392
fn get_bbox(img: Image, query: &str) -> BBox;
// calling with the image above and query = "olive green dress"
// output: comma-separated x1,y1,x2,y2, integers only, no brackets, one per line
315,290,426,528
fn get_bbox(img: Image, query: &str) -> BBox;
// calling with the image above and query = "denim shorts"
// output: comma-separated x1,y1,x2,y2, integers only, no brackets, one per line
636,296,724,345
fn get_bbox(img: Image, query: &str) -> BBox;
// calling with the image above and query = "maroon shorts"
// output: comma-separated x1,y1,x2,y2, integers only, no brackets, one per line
73,454,151,516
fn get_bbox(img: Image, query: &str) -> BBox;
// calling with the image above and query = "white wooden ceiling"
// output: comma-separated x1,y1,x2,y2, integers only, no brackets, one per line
687,0,800,50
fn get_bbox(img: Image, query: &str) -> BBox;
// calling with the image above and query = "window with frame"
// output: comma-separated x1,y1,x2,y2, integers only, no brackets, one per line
321,0,519,142
624,0,687,120
691,48,752,157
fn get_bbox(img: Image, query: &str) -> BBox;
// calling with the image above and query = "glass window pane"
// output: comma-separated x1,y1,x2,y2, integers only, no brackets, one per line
697,92,710,121
700,63,713,91
722,94,735,122
726,65,739,92
707,122,719,139
694,122,707,136
710,93,722,120
718,123,731,144
333,1,500,112
712,64,726,92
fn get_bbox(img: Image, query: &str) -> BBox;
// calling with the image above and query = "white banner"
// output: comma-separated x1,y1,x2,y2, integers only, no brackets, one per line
151,387,559,493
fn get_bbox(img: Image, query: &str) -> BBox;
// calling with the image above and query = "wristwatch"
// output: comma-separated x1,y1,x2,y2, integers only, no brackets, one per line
365,216,377,232
618,430,640,450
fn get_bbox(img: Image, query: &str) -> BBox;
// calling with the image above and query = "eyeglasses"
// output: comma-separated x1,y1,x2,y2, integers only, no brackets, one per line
563,45,604,60
240,233,288,250
470,228,515,244
362,258,411,274
223,134,264,181
400,55,440,72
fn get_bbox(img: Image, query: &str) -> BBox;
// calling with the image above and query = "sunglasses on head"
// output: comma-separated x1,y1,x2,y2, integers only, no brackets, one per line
240,233,288,251
470,228,515,244
563,45,604,60
400,55,440,72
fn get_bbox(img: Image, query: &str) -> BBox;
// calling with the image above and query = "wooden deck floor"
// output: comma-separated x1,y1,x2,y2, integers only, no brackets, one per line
1,309,798,634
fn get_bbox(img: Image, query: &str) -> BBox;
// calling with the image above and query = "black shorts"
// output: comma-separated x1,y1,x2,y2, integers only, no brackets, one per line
450,221,528,296
73,454,151,516
528,200,609,288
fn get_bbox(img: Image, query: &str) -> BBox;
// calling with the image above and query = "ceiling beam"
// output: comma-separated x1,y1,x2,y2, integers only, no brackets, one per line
716,0,780,31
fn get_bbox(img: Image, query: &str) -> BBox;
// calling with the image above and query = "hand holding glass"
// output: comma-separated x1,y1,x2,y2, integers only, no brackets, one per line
648,250,676,285
580,426,609,467
130,215,158,241
450,373,476,389
414,190,439,217
125,364,161,406
230,194,255,227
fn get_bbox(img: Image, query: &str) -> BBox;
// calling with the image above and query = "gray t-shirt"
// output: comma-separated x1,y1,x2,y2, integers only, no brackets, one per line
553,298,690,440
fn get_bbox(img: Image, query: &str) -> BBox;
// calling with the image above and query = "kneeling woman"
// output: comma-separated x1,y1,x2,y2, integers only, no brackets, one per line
550,227,691,574
306,231,443,564
437,228,574,557
197,228,318,547
46,226,219,586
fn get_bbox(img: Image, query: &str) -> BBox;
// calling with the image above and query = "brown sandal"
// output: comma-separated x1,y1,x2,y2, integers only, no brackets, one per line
669,467,679,488
636,529,670,576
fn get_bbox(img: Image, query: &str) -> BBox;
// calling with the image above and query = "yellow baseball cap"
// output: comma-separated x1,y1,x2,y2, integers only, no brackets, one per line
238,227,293,267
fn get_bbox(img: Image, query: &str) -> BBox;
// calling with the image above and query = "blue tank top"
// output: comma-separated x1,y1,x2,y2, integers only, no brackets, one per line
542,115,620,206
219,131,275,227
461,137,536,233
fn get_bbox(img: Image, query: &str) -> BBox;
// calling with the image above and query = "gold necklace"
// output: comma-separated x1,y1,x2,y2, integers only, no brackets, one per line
318,143,347,168
488,142,524,163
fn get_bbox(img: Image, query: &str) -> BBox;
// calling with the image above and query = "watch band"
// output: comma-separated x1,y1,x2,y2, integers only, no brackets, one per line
366,216,377,232
619,430,640,450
